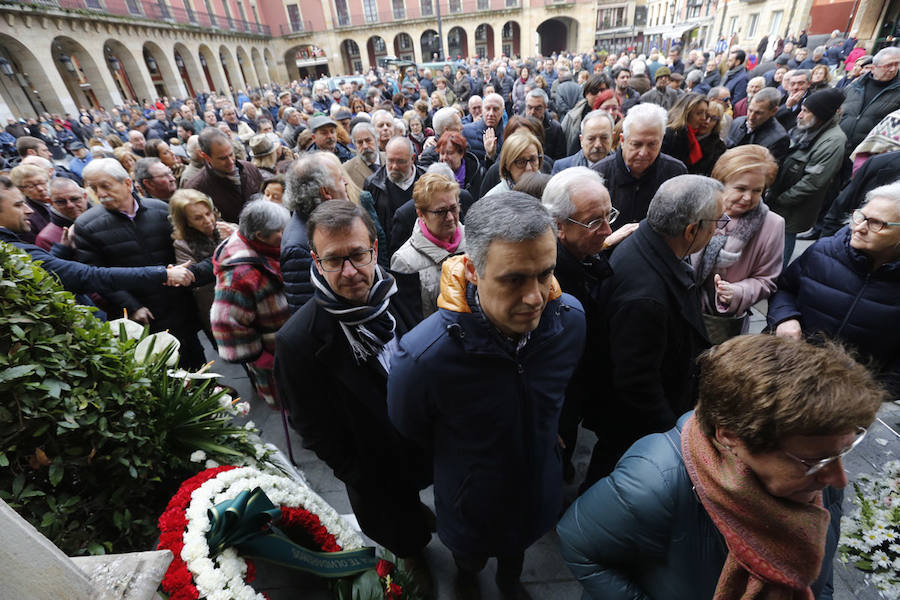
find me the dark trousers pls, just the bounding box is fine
[581,436,630,494]
[453,550,525,586]
[346,484,432,558]
[170,325,206,371]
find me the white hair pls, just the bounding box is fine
[874,46,900,66]
[483,93,505,109]
[432,106,462,136]
[622,103,667,138]
[542,167,607,221]
[82,157,130,182]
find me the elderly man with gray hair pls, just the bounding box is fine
[343,122,383,189]
[725,87,790,163]
[524,88,566,160]
[840,46,900,152]
[593,103,688,229]
[211,199,291,408]
[583,174,723,488]
[389,191,586,599]
[280,151,349,312]
[75,158,208,368]
[541,166,637,482]
[417,106,464,168]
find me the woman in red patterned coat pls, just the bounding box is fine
[212,199,291,408]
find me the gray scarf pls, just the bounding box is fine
[697,202,769,285]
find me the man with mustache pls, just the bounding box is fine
[343,123,384,190]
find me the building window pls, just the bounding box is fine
[237,1,249,26]
[728,15,738,35]
[183,0,196,22]
[287,4,302,31]
[125,0,141,14]
[687,0,701,19]
[222,0,234,29]
[203,0,217,26]
[421,0,433,17]
[769,10,783,36]
[363,0,378,23]
[477,0,489,9]
[335,0,350,26]
[251,4,260,25]
[747,13,759,38]
[598,7,626,30]
[392,0,405,19]
[449,0,461,12]
[505,0,518,7]
[85,0,103,8]
[398,33,412,49]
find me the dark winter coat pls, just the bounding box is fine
[184,160,264,223]
[73,197,202,332]
[388,261,586,555]
[462,119,504,163]
[823,150,900,236]
[589,222,710,461]
[662,127,727,176]
[558,413,840,600]
[767,118,846,233]
[840,73,900,152]
[592,149,688,229]
[726,115,791,164]
[364,165,425,254]
[768,227,900,398]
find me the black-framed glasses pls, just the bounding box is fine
[850,209,900,233]
[782,427,867,476]
[567,206,620,231]
[315,248,374,272]
[424,203,460,218]
[52,196,83,207]
[512,154,542,169]
[703,214,732,229]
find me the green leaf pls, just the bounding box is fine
[0,364,37,382]
[0,452,8,467]
[86,542,106,556]
[48,462,63,487]
[12,473,25,497]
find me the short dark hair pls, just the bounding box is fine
[177,120,196,135]
[306,200,376,254]
[15,136,43,157]
[583,73,611,98]
[730,48,746,64]
[198,127,230,155]
[133,157,161,188]
[611,66,631,80]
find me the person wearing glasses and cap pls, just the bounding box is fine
[583,174,724,489]
[769,181,900,399]
[559,333,883,600]
[275,199,434,592]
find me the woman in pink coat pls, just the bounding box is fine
[692,145,785,333]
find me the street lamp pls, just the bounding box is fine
[58,53,76,73]
[107,54,120,72]
[175,53,184,69]
[146,54,158,73]
[0,57,12,77]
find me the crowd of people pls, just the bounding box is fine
[1,29,899,600]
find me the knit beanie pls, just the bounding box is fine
[802,88,845,122]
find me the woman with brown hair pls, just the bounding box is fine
[479,115,553,193]
[113,146,139,177]
[559,333,884,599]
[809,64,832,92]
[661,93,725,176]
[691,145,784,339]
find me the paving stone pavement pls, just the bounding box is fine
[205,238,898,599]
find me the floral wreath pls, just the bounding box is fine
[157,465,365,600]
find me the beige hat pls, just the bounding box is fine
[249,134,275,158]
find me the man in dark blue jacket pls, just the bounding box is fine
[389,192,586,599]
[0,177,191,314]
[462,93,505,163]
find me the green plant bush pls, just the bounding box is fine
[0,242,264,555]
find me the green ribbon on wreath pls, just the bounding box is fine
[206,487,377,578]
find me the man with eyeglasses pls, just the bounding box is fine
[34,177,89,251]
[541,167,637,482]
[775,70,811,132]
[275,200,434,592]
[769,182,900,399]
[583,175,723,488]
[364,136,424,261]
[133,158,177,204]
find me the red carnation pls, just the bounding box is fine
[376,559,394,578]
[246,559,257,583]
[386,581,403,599]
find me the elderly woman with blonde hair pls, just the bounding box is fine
[484,130,544,197]
[692,145,784,342]
[390,172,465,318]
[169,189,237,338]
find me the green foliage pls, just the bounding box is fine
[0,242,263,555]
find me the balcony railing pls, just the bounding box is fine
[280,21,314,35]
[333,0,520,28]
[11,0,272,36]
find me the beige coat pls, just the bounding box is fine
[342,151,384,190]
[390,222,465,318]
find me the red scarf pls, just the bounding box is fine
[681,415,829,600]
[687,126,703,165]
